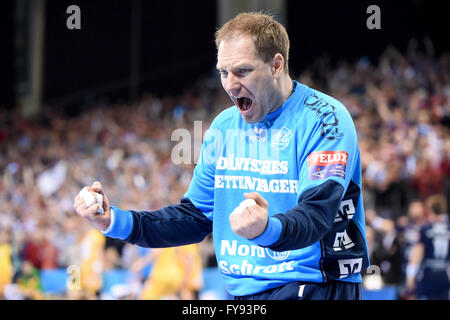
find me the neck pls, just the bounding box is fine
[270,75,293,113]
[280,75,294,102]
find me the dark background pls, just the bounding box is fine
[287,1,450,72]
[0,0,449,111]
[42,0,217,107]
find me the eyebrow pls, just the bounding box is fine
[216,63,254,70]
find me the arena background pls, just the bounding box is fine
[0,0,449,300]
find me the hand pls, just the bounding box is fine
[74,181,112,231]
[405,276,416,293]
[229,192,269,240]
[365,209,376,224]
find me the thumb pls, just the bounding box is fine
[243,192,268,210]
[91,181,103,194]
[90,181,111,215]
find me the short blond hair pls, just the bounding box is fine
[215,12,290,73]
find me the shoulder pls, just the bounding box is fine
[419,223,432,237]
[303,88,352,120]
[201,106,240,148]
[299,87,356,141]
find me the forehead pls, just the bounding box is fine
[216,34,262,69]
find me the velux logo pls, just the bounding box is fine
[307,151,348,180]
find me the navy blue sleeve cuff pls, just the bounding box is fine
[250,216,282,247]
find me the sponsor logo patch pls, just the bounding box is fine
[271,127,293,150]
[307,151,348,180]
[338,258,362,279]
[265,248,291,261]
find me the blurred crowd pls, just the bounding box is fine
[0,38,449,299]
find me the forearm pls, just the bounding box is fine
[103,197,213,248]
[406,243,424,281]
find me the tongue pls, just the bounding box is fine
[238,97,252,111]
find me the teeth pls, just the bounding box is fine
[238,97,252,111]
[232,95,252,111]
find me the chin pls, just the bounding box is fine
[241,114,260,124]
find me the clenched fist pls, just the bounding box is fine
[73,181,112,231]
[229,192,269,239]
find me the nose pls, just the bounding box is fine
[223,72,241,96]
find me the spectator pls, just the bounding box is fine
[0,228,13,298]
[135,244,203,300]
[12,260,43,300]
[405,194,450,299]
[78,225,105,299]
[396,200,428,298]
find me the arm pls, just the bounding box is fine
[267,92,363,251]
[232,180,344,251]
[74,181,213,248]
[405,223,426,293]
[405,242,424,292]
[234,94,360,251]
[268,180,344,251]
[75,120,218,248]
[366,209,395,234]
[104,197,213,248]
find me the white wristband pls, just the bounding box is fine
[371,216,384,230]
[406,264,419,278]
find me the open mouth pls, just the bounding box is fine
[236,97,253,112]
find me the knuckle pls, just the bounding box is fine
[76,209,84,217]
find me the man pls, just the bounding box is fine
[78,225,105,299]
[406,194,450,299]
[397,201,427,291]
[74,12,369,300]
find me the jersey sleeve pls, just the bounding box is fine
[102,199,213,248]
[418,225,427,244]
[184,120,224,220]
[296,94,358,195]
[267,93,360,251]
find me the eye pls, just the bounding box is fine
[218,70,228,78]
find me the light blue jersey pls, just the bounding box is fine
[185,81,370,296]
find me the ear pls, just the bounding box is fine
[272,53,285,79]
